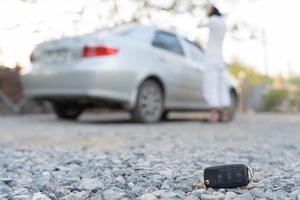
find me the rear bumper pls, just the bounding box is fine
[22,63,137,107]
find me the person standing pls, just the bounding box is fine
[198,4,231,123]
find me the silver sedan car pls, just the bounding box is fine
[23,24,239,123]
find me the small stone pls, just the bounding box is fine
[218,189,226,193]
[54,187,70,199]
[80,178,104,191]
[234,192,253,200]
[60,193,79,200]
[34,177,54,192]
[132,186,144,197]
[58,179,80,191]
[252,172,265,182]
[152,190,162,198]
[242,184,255,190]
[60,191,90,200]
[139,193,157,200]
[201,192,225,200]
[91,190,104,200]
[102,188,127,200]
[192,189,206,197]
[225,192,237,200]
[32,192,51,200]
[176,182,193,193]
[193,183,206,189]
[47,193,56,200]
[207,188,217,193]
[161,180,174,191]
[186,195,199,200]
[159,169,174,180]
[161,191,185,199]
[291,189,300,200]
[41,172,51,177]
[115,176,126,189]
[250,188,264,198]
[0,178,16,187]
[75,191,90,199]
[0,184,11,199]
[65,159,82,165]
[144,186,158,193]
[11,188,31,200]
[55,166,72,172]
[265,189,275,199]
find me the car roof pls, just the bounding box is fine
[108,24,203,51]
[112,24,177,36]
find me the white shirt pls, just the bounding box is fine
[198,16,226,60]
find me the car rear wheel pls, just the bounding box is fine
[52,102,84,120]
[228,91,238,121]
[219,91,238,122]
[131,79,164,123]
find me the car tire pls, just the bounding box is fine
[131,79,164,123]
[161,111,169,121]
[52,102,84,120]
[219,91,238,122]
[228,91,238,121]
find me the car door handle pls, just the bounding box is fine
[158,56,167,63]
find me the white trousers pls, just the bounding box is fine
[203,59,231,108]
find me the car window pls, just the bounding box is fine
[184,39,204,52]
[185,39,204,62]
[188,44,204,62]
[152,31,184,56]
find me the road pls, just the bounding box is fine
[0,113,299,199]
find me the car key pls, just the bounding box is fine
[204,164,252,188]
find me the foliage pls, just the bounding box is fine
[229,60,268,86]
[262,89,288,111]
[289,76,300,87]
[287,76,300,111]
[11,0,242,33]
[291,89,300,108]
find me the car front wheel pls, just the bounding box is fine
[131,79,164,123]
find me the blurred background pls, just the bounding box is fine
[1,0,300,115]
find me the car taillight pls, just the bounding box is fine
[82,45,118,58]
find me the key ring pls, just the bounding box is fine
[248,167,253,182]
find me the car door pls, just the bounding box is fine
[179,38,207,108]
[151,30,191,108]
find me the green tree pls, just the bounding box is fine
[262,89,288,111]
[289,75,300,87]
[229,60,269,86]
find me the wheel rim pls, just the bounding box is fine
[138,83,163,122]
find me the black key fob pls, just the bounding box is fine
[204,164,252,188]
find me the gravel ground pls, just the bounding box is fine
[0,113,300,200]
